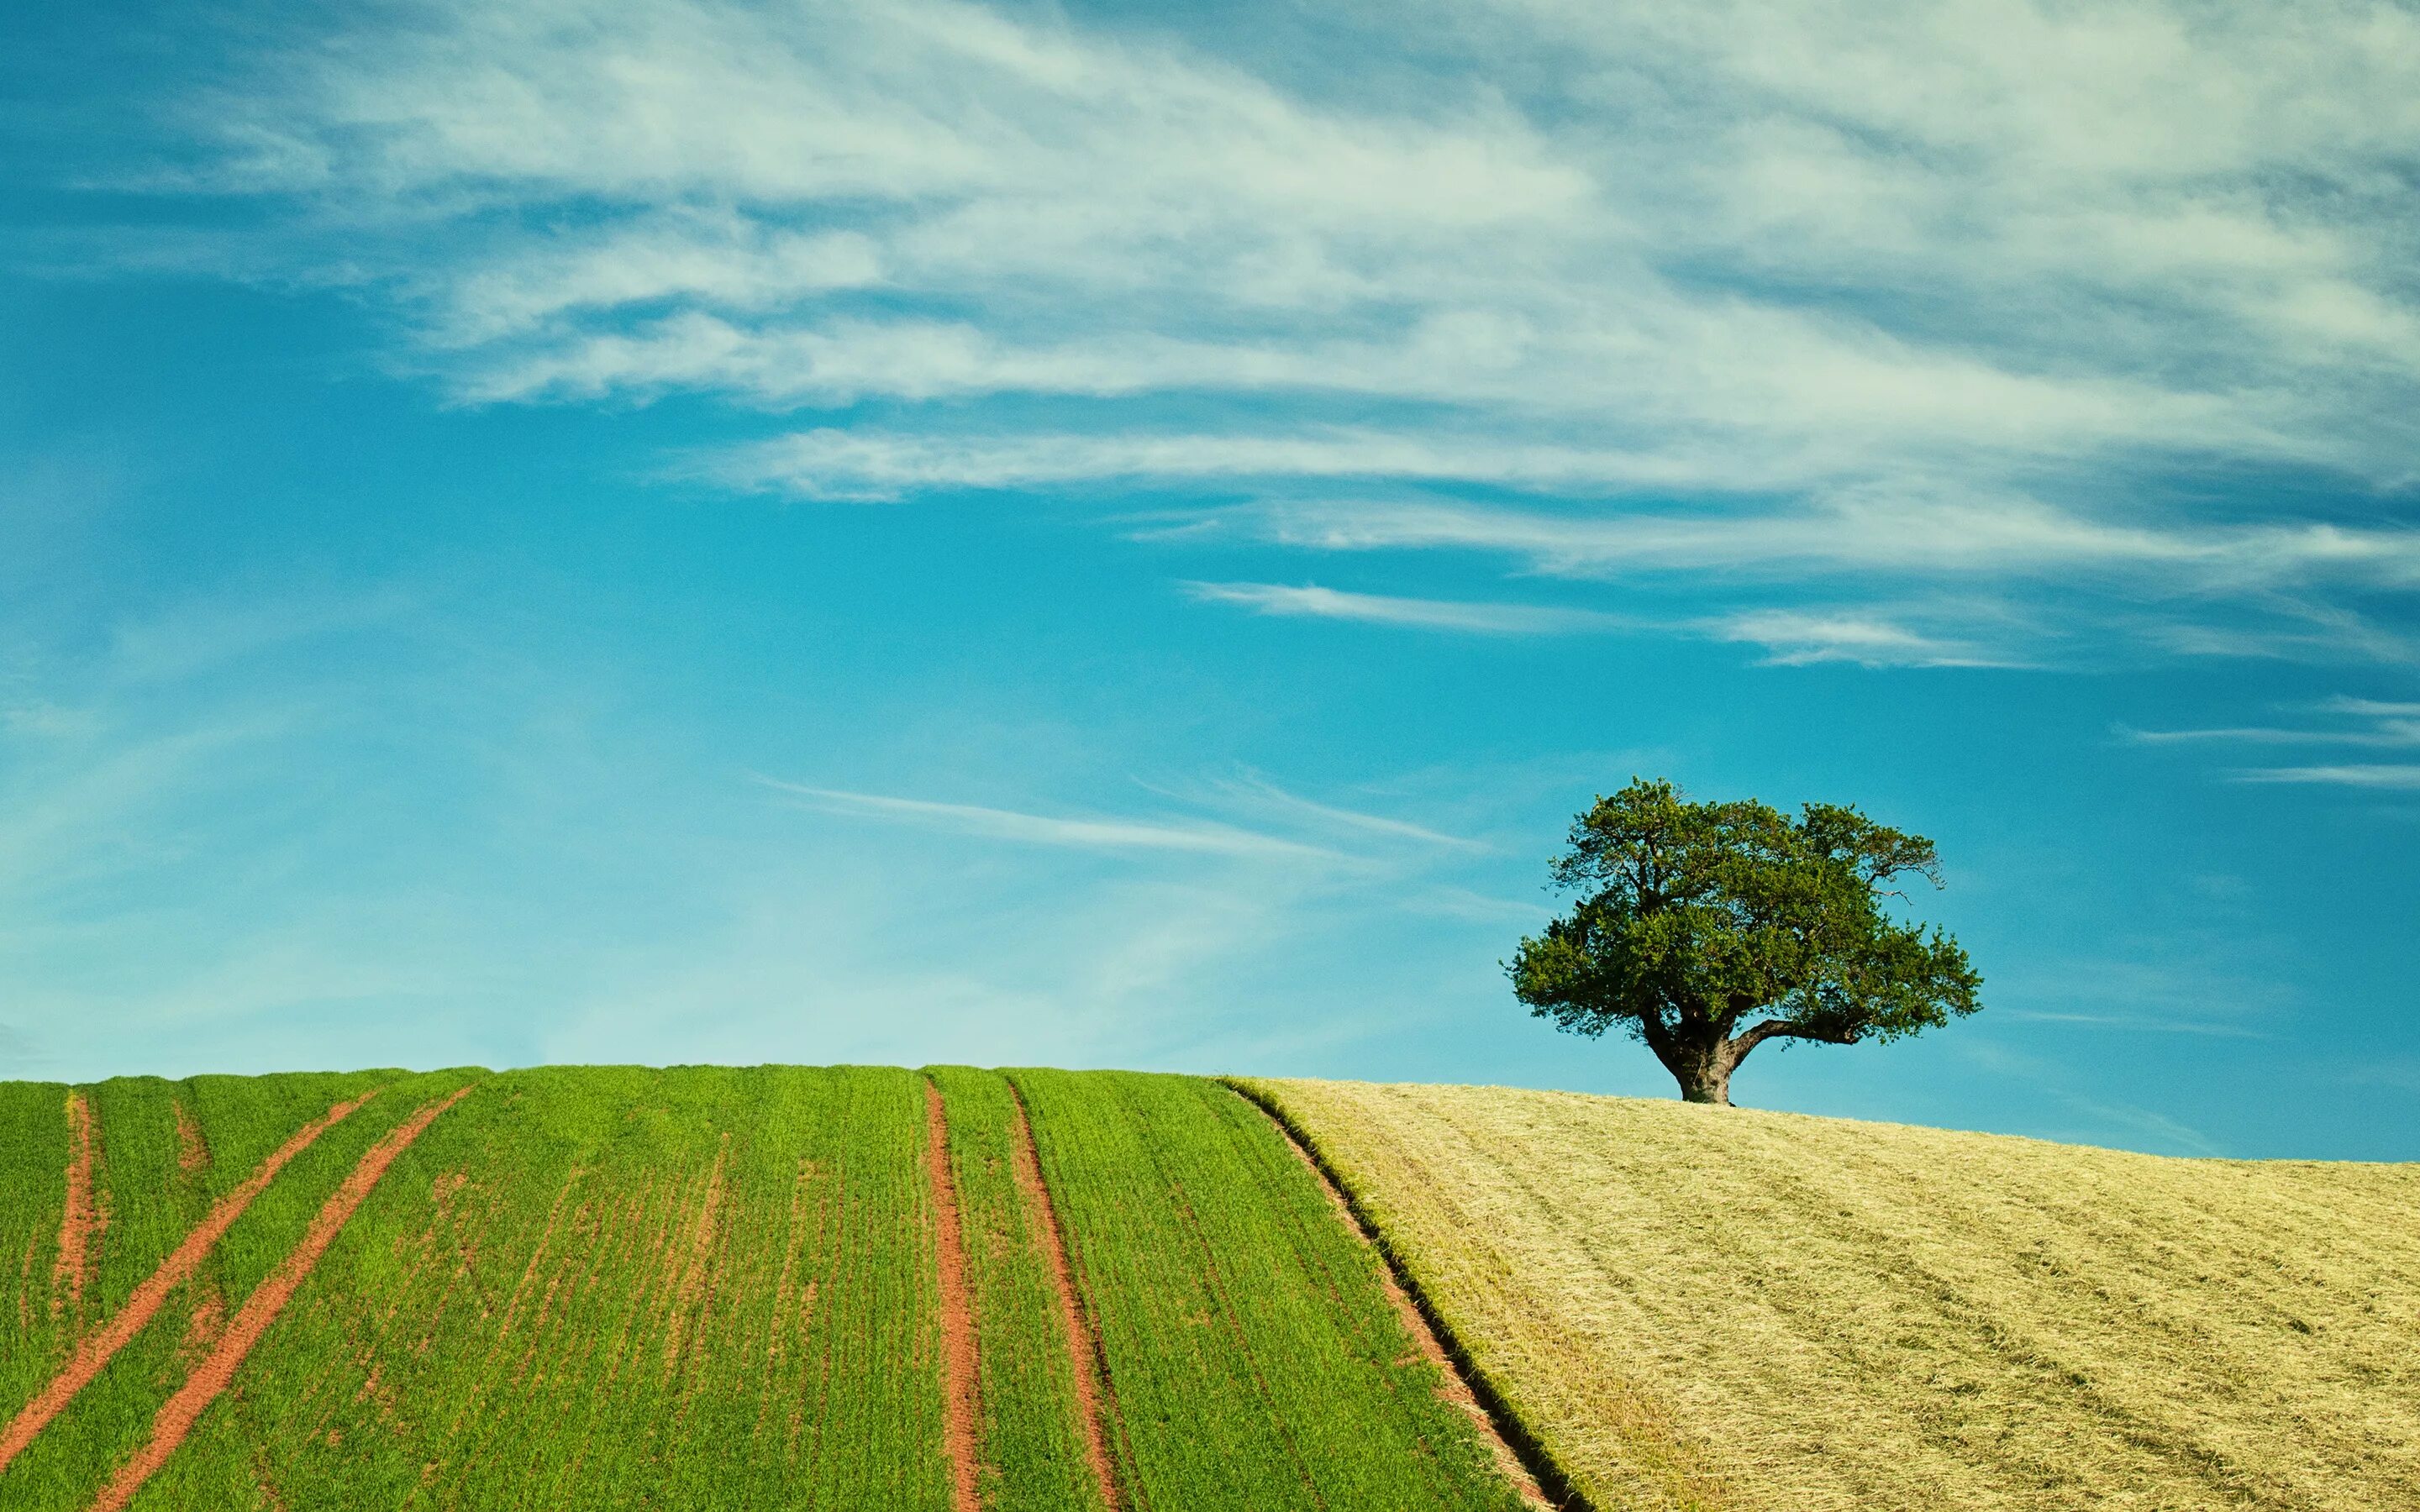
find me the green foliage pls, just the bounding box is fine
[1511,778,1982,1102]
[1011,1068,1528,1512]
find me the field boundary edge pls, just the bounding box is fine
[1219,1077,1594,1512]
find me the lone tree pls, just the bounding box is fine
[1508,778,1981,1106]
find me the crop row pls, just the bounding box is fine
[1011,1068,1528,1512]
[4,1067,1532,1510]
[2,1070,471,1511]
[135,1063,953,1511]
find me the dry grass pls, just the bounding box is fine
[1241,1079,2420,1512]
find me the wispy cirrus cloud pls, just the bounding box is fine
[2231,764,2420,790]
[755,779,1339,862]
[1240,495,2420,588]
[1181,581,1628,636]
[755,769,1501,870]
[1707,610,2014,669]
[2123,694,2420,789]
[1180,580,2009,667]
[2123,724,2420,747]
[708,428,1760,501]
[78,0,2420,664]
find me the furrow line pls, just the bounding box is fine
[924,1079,983,1512]
[172,1100,209,1175]
[0,1089,381,1478]
[86,1083,474,1512]
[51,1092,102,1321]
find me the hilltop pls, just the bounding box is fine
[5,1066,2415,1510]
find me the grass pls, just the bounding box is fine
[37,1062,2391,1510]
[3,1074,455,1509]
[1242,1076,2420,1512]
[928,1066,1112,1512]
[1,1080,74,1420]
[1012,1068,1530,1512]
[134,1064,950,1511]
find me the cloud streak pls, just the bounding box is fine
[2125,694,2420,790]
[756,778,1339,862]
[1181,580,2007,667]
[83,0,2420,664]
[1181,581,1629,636]
[2231,764,2420,790]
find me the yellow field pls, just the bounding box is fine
[1240,1079,2420,1512]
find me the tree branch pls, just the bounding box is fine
[1727,1016,1856,1058]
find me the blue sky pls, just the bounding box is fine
[6,0,2419,1158]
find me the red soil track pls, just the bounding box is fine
[1008,1089,1124,1512]
[87,1084,472,1512]
[0,1090,378,1478]
[172,1100,210,1174]
[924,1080,983,1512]
[52,1092,102,1320]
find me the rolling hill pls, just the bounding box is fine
[1244,1078,2420,1511]
[1,1067,1525,1511]
[4,1066,2413,1509]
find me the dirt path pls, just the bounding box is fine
[52,1092,103,1321]
[0,1089,379,1478]
[1007,1085,1124,1512]
[172,1101,210,1175]
[86,1084,472,1512]
[1226,1083,1559,1511]
[924,1080,983,1512]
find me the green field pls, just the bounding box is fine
[8,1066,2413,1510]
[1,1066,1522,1510]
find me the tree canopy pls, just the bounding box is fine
[1508,778,1982,1105]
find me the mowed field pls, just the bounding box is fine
[0,1066,1529,1511]
[1243,1078,2420,1512]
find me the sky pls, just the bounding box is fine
[5,0,2419,1160]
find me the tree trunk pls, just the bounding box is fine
[1676,1060,1733,1105]
[1659,1037,1736,1105]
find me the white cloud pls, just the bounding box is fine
[2232,764,2420,789]
[2126,692,2420,793]
[2318,697,2420,718]
[182,0,2420,438]
[1181,580,1628,635]
[1142,771,1492,853]
[709,426,1765,500]
[1248,494,2420,585]
[2125,696,2420,749]
[2123,723,2420,747]
[1183,576,2011,669]
[755,778,1339,862]
[1707,610,2010,669]
[98,0,2420,660]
